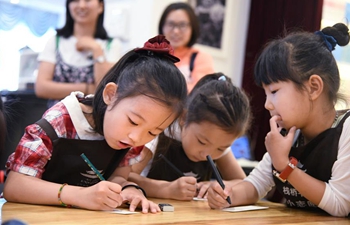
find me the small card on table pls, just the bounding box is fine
[107,209,139,214]
[222,205,268,212]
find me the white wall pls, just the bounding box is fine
[0,0,251,89]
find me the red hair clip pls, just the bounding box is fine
[135,35,180,63]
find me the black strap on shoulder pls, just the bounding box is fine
[103,148,129,180]
[189,52,198,76]
[35,118,59,141]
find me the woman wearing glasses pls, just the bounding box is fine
[159,2,215,92]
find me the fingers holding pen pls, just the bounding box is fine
[105,182,124,207]
[196,181,210,198]
[207,182,230,209]
[171,177,197,200]
[78,181,123,210]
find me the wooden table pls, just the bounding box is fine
[1,199,349,224]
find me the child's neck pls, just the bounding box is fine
[302,109,337,144]
[80,103,95,128]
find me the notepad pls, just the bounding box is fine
[222,205,268,212]
[193,197,207,201]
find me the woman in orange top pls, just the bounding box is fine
[159,2,215,92]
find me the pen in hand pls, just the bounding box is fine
[159,154,201,196]
[80,153,105,181]
[206,155,231,204]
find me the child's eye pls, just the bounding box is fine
[217,148,225,152]
[128,118,138,125]
[148,131,157,137]
[198,139,206,145]
[271,90,277,94]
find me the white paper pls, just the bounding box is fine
[222,205,268,212]
[193,197,207,201]
[106,209,139,214]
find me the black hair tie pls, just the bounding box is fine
[122,184,147,197]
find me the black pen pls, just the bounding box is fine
[159,153,184,178]
[206,155,231,204]
[159,154,201,196]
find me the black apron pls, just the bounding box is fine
[273,110,350,211]
[147,138,212,182]
[37,118,128,187]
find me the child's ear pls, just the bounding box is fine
[307,74,323,101]
[178,109,188,127]
[103,82,118,105]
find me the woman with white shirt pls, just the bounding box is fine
[35,0,122,108]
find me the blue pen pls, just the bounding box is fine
[80,153,105,181]
[206,155,231,204]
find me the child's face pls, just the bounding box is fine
[103,91,177,150]
[263,81,310,130]
[181,121,236,162]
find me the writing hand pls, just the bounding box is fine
[206,182,231,209]
[79,181,123,210]
[169,176,197,200]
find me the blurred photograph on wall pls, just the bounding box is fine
[188,0,226,49]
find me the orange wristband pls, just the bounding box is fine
[0,170,4,183]
[273,157,298,183]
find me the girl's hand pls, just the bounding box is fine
[206,182,231,209]
[121,186,160,213]
[265,115,297,171]
[76,36,100,52]
[168,177,197,200]
[196,181,212,198]
[79,181,123,210]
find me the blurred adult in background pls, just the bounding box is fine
[159,2,215,93]
[35,0,122,108]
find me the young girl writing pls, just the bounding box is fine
[3,35,187,213]
[207,23,350,217]
[129,73,251,200]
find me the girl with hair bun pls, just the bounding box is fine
[4,35,187,213]
[207,23,350,217]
